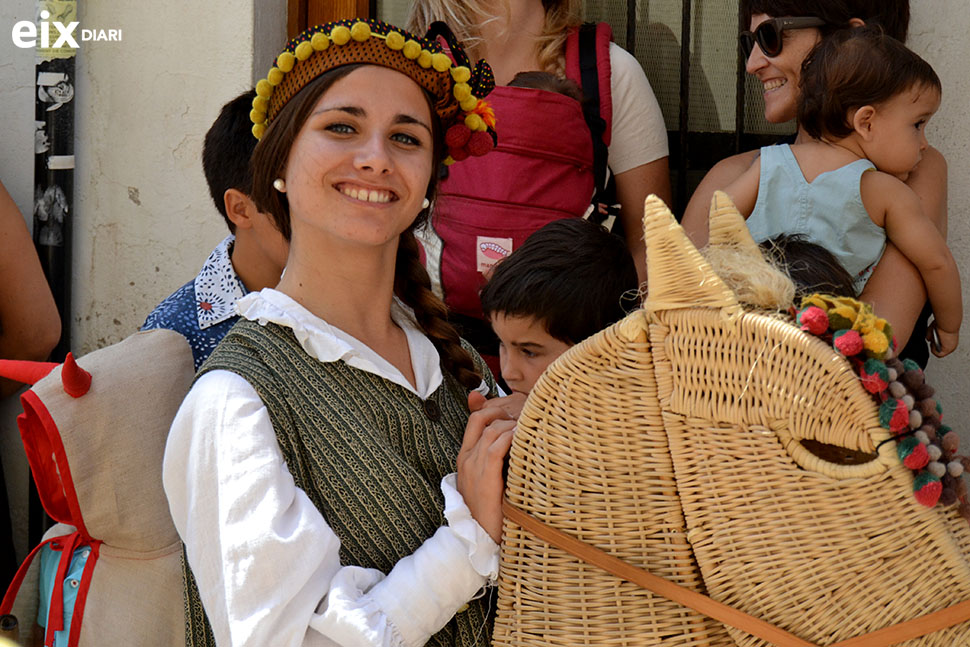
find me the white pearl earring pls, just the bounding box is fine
[421,198,430,210]
[273,178,286,192]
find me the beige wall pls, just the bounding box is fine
[0,0,285,561]
[909,2,970,435]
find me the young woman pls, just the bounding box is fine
[682,0,946,358]
[164,20,515,647]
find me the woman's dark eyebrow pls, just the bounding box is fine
[311,106,432,134]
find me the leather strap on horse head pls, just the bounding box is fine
[503,501,970,647]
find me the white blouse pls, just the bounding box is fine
[163,288,498,647]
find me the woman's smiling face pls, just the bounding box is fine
[282,65,434,251]
[745,13,823,124]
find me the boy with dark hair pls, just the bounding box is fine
[480,218,639,394]
[142,90,288,368]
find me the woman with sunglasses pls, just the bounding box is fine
[682,0,946,363]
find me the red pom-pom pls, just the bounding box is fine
[903,441,930,470]
[860,359,890,394]
[878,398,909,433]
[448,146,469,162]
[913,471,943,507]
[445,124,471,149]
[833,329,864,356]
[797,306,829,335]
[467,130,494,156]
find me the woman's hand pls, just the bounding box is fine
[467,390,525,421]
[456,398,515,544]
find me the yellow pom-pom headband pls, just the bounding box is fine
[251,18,497,159]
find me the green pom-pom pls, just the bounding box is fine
[902,359,922,373]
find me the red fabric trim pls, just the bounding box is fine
[0,359,58,385]
[45,532,82,645]
[18,391,89,537]
[0,535,65,614]
[65,541,100,647]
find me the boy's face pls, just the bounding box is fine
[490,313,572,395]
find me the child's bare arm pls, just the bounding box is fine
[721,160,761,219]
[864,173,961,355]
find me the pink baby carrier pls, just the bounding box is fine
[426,23,614,346]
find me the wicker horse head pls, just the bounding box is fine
[493,193,970,646]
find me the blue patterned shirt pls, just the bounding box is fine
[141,235,246,369]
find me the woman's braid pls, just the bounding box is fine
[395,229,482,390]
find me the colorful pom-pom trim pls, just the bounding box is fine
[797,293,967,512]
[249,17,498,165]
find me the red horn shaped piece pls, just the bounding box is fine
[0,359,59,385]
[61,353,91,398]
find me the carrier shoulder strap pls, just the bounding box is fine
[565,22,613,207]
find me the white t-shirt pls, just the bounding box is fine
[607,42,669,174]
[163,288,497,647]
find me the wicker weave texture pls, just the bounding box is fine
[495,314,732,646]
[492,194,970,646]
[655,309,970,646]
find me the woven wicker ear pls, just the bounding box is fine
[494,193,970,646]
[707,190,763,260]
[641,194,740,318]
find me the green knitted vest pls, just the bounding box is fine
[182,319,495,647]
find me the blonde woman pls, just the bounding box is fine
[408,0,669,370]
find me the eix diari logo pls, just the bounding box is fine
[11,9,121,48]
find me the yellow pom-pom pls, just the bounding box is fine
[252,95,269,112]
[295,41,312,61]
[831,305,857,322]
[331,25,351,45]
[252,122,265,139]
[863,330,889,354]
[443,155,455,166]
[464,113,485,131]
[277,51,296,72]
[267,67,284,85]
[255,79,273,98]
[417,49,433,68]
[403,39,421,59]
[386,31,405,50]
[451,66,471,83]
[350,21,371,41]
[459,95,478,112]
[250,108,266,124]
[431,52,451,72]
[453,83,471,102]
[311,32,330,51]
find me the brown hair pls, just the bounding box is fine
[740,0,910,42]
[250,64,482,389]
[508,71,583,102]
[480,218,638,345]
[798,26,940,141]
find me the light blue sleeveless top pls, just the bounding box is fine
[746,144,885,292]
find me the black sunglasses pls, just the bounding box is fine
[739,16,826,59]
